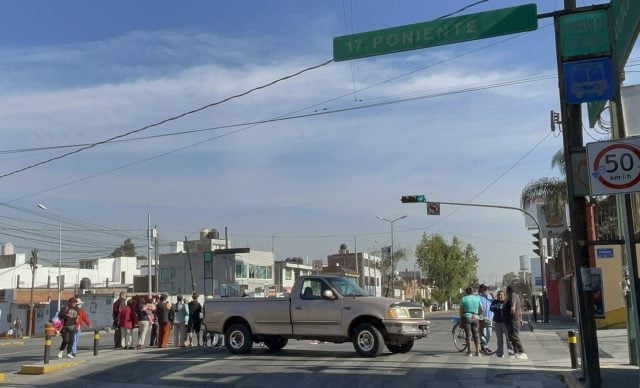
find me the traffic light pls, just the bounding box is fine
[401,195,426,203]
[532,232,541,256]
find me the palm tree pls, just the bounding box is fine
[521,149,618,242]
[521,150,567,212]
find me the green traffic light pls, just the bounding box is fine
[416,195,425,202]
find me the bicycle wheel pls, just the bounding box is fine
[480,324,496,355]
[452,323,468,352]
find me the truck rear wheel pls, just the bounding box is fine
[225,323,253,354]
[263,336,288,351]
[386,339,414,354]
[353,323,384,357]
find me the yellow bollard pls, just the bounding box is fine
[93,330,100,356]
[568,330,578,369]
[44,335,52,364]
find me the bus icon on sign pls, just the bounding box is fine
[564,57,613,104]
[571,62,605,98]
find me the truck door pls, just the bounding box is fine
[291,278,342,336]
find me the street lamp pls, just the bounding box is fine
[376,215,408,297]
[37,203,62,314]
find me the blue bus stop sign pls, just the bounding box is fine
[563,57,613,104]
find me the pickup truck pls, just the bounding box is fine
[203,275,429,357]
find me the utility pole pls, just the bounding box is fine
[376,215,408,297]
[154,228,159,294]
[553,1,600,385]
[27,249,37,337]
[147,213,152,298]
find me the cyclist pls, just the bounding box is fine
[459,286,483,357]
[478,284,493,353]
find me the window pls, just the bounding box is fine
[160,268,171,282]
[235,264,248,279]
[284,268,292,281]
[300,278,326,300]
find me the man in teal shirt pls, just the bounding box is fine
[459,287,483,357]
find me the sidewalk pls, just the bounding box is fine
[529,315,639,388]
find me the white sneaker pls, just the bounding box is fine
[515,353,528,360]
[67,353,74,359]
[57,351,63,359]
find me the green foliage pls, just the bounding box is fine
[111,238,138,257]
[368,244,409,276]
[415,233,478,303]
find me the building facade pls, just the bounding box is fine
[326,244,382,297]
[158,230,276,297]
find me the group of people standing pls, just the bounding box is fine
[111,290,204,350]
[459,284,527,359]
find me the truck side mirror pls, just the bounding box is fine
[322,289,336,300]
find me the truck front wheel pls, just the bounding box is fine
[353,323,384,357]
[386,339,414,354]
[225,323,253,354]
[263,336,288,351]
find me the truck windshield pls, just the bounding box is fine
[327,277,370,297]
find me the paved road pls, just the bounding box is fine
[1,312,575,387]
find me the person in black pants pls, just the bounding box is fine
[58,297,79,359]
[505,286,527,360]
[149,296,159,347]
[112,291,127,348]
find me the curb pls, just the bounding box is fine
[560,371,583,388]
[19,360,86,375]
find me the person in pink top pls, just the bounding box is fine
[136,297,156,349]
[118,299,136,349]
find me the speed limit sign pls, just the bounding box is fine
[586,137,640,195]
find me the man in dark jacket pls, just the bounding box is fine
[156,293,172,348]
[112,291,127,348]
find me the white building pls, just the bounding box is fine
[273,258,313,293]
[0,244,141,336]
[158,229,276,297]
[327,244,383,297]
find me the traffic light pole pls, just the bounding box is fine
[551,1,601,385]
[409,200,548,319]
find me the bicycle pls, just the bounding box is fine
[450,316,496,355]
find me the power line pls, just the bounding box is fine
[7,72,556,203]
[0,59,334,180]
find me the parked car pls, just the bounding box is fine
[431,304,440,311]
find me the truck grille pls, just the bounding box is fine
[409,309,423,319]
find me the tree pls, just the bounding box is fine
[415,233,478,305]
[368,244,409,296]
[521,150,567,213]
[521,149,618,243]
[368,244,409,276]
[111,238,137,257]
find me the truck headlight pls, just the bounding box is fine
[386,307,409,319]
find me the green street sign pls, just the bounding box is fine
[333,4,538,62]
[587,2,640,128]
[559,9,609,59]
[612,0,640,69]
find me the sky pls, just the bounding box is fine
[0,0,638,285]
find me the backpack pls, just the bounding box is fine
[136,300,146,320]
[167,302,175,322]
